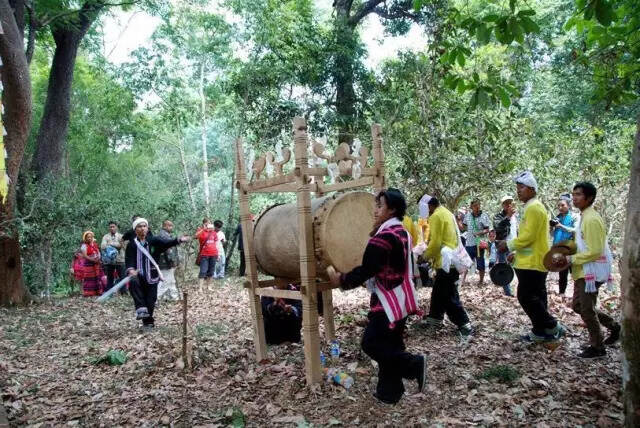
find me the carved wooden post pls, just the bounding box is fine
[235,137,267,362]
[371,123,385,193]
[293,117,322,384]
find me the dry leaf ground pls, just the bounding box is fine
[0,272,623,427]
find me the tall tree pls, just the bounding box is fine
[0,0,32,305]
[331,0,432,145]
[31,1,109,180]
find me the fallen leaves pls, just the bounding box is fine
[0,274,624,426]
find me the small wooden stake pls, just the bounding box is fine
[182,290,189,371]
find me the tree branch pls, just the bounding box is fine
[347,0,385,26]
[372,6,420,23]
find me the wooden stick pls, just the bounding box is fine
[255,288,302,300]
[293,117,322,384]
[182,290,189,372]
[249,183,297,193]
[235,137,268,362]
[248,173,295,192]
[316,176,374,193]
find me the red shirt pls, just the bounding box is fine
[197,229,219,257]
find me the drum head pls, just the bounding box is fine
[319,192,375,274]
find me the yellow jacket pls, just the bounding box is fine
[424,206,457,269]
[571,206,606,280]
[507,198,549,272]
[417,217,430,243]
[402,216,421,247]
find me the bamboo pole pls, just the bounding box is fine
[235,137,268,362]
[293,117,322,384]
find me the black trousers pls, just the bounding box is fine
[129,276,158,326]
[104,264,126,293]
[427,269,469,327]
[239,249,246,277]
[558,268,569,294]
[515,269,556,335]
[361,312,421,402]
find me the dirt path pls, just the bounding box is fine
[0,276,623,426]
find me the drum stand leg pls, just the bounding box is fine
[322,289,335,341]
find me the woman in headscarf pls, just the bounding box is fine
[80,231,103,296]
[125,218,190,329]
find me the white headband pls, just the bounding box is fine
[418,194,432,218]
[132,218,148,230]
[514,171,538,192]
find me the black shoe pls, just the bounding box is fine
[578,346,606,359]
[373,392,400,405]
[459,323,474,337]
[142,323,155,332]
[603,325,621,346]
[416,355,427,393]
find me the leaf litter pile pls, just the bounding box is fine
[0,273,623,426]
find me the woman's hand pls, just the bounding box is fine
[128,269,138,277]
[327,266,341,288]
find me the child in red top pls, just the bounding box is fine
[196,222,218,288]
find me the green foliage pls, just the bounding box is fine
[479,364,521,383]
[91,349,128,366]
[564,0,640,106]
[17,0,637,293]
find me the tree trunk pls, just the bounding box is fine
[199,62,211,212]
[32,4,98,181]
[622,113,640,427]
[178,137,196,212]
[333,4,358,146]
[0,0,33,305]
[224,168,235,250]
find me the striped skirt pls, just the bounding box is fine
[81,259,103,297]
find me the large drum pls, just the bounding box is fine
[253,191,376,279]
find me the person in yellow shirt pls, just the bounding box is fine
[422,196,473,337]
[555,182,620,358]
[497,171,564,343]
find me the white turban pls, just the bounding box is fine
[132,217,148,229]
[514,171,538,192]
[418,194,432,218]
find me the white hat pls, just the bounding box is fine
[500,195,514,204]
[418,194,432,218]
[513,171,538,192]
[132,218,148,229]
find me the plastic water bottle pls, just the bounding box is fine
[324,368,353,389]
[330,340,340,360]
[320,351,326,367]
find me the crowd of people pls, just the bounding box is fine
[68,169,620,405]
[70,216,232,329]
[328,171,620,404]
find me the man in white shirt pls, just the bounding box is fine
[213,220,226,279]
[461,199,491,285]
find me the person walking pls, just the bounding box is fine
[126,218,189,329]
[422,196,473,337]
[195,221,218,289]
[327,188,426,405]
[553,182,621,358]
[497,171,565,343]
